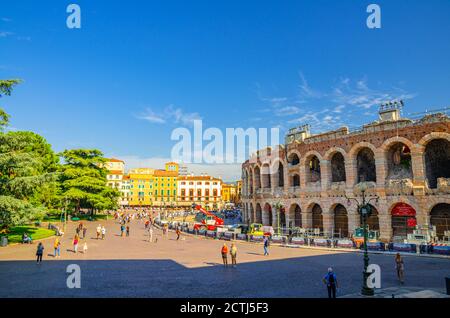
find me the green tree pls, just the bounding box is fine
[59,149,119,215]
[0,79,21,130]
[0,79,60,228]
[0,130,59,227]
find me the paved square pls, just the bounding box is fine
[0,219,449,297]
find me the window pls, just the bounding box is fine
[197,182,202,185]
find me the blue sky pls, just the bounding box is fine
[1,0,449,180]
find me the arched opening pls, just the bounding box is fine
[255,203,262,223]
[333,204,348,238]
[424,139,450,189]
[248,170,253,194]
[430,203,450,239]
[386,142,413,180]
[279,207,286,228]
[307,156,321,183]
[289,203,302,227]
[331,152,346,182]
[288,153,300,166]
[311,204,323,231]
[249,203,254,223]
[278,163,284,187]
[366,204,380,232]
[254,166,261,190]
[356,147,376,183]
[391,203,417,241]
[290,173,300,187]
[261,164,271,189]
[264,203,273,226]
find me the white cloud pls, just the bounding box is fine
[0,31,13,37]
[138,105,202,126]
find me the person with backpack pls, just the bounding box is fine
[322,267,339,298]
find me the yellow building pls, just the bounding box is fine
[221,183,239,205]
[128,163,179,207]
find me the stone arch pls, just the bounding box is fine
[367,204,380,232]
[390,202,417,240]
[330,152,347,183]
[287,150,301,166]
[255,203,262,223]
[306,202,323,231]
[302,151,322,183]
[430,203,450,239]
[263,202,273,226]
[261,164,271,189]
[383,139,414,181]
[249,203,254,223]
[289,173,301,187]
[288,203,302,227]
[423,138,450,189]
[270,159,285,188]
[253,165,261,190]
[418,132,450,147]
[248,167,254,194]
[331,203,349,238]
[356,147,377,183]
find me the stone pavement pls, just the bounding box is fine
[0,219,449,298]
[341,286,450,298]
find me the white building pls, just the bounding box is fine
[177,174,222,210]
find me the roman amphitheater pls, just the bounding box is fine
[241,105,450,242]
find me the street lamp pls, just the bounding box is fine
[345,182,379,296]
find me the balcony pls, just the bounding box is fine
[386,178,413,196]
[305,181,321,192]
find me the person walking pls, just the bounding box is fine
[230,243,237,268]
[83,242,88,254]
[322,267,338,298]
[53,238,61,258]
[395,253,405,284]
[36,242,44,264]
[82,226,87,239]
[176,227,181,241]
[96,224,101,240]
[148,226,154,243]
[73,235,79,253]
[101,226,106,240]
[221,243,229,267]
[120,224,125,237]
[263,236,270,256]
[126,225,130,237]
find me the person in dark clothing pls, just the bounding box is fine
[82,227,87,239]
[36,242,44,264]
[263,236,269,256]
[322,267,338,298]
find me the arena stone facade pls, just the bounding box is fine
[241,109,450,242]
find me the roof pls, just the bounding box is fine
[108,158,124,163]
[177,175,222,182]
[107,170,123,175]
[153,170,178,177]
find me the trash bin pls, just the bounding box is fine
[446,277,450,295]
[0,236,8,247]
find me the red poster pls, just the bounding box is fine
[392,203,416,216]
[407,218,417,228]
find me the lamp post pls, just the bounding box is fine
[344,182,379,296]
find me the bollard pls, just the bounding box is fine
[446,277,450,296]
